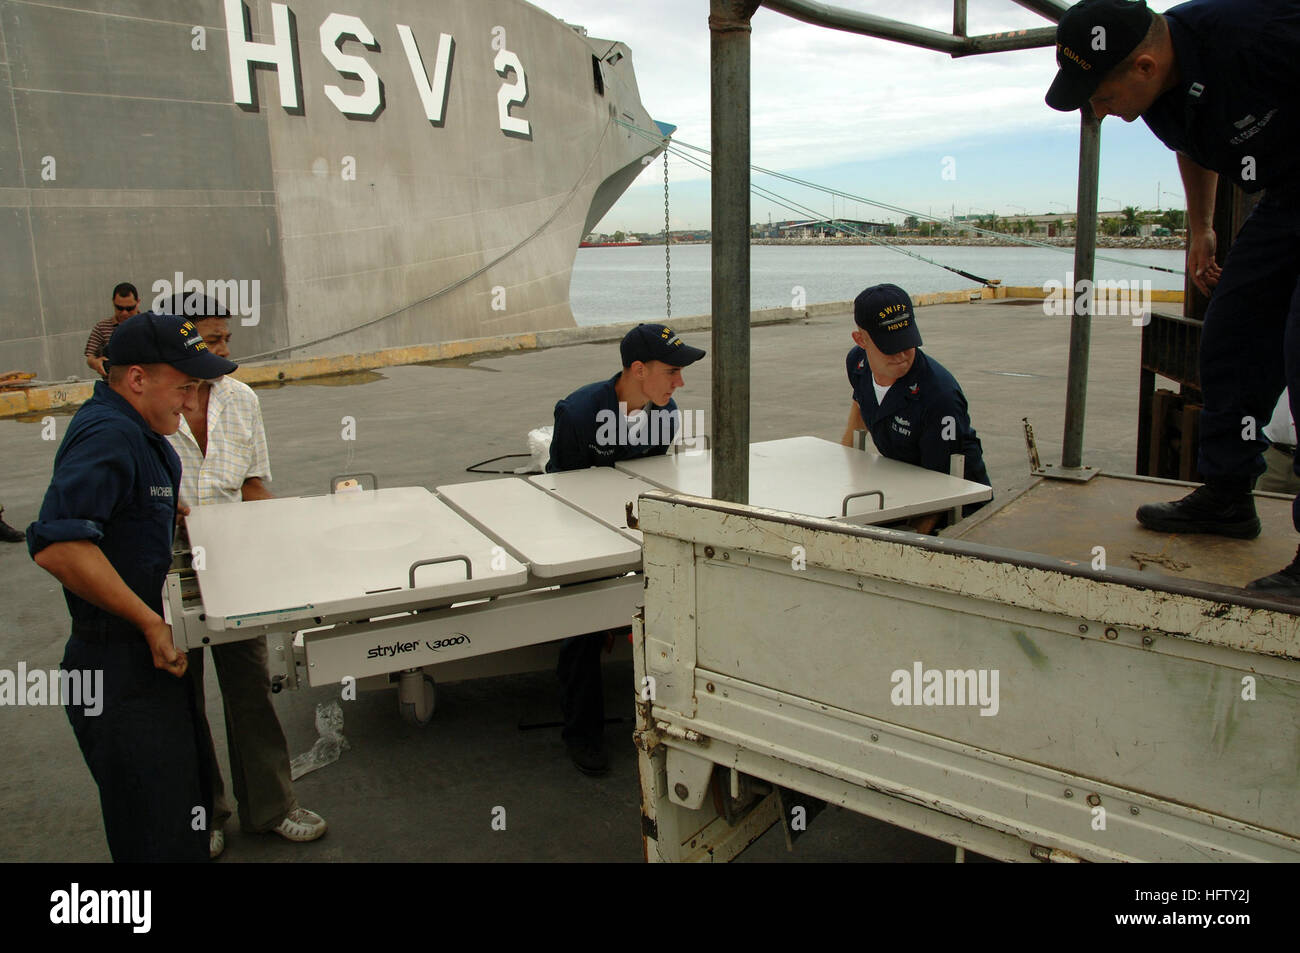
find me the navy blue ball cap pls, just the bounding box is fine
[620,323,706,368]
[1045,0,1153,112]
[104,312,238,379]
[854,284,922,354]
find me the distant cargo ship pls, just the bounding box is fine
[0,0,671,379]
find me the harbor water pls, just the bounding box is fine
[569,243,1187,325]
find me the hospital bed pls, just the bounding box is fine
[164,437,989,723]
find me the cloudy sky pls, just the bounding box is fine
[537,0,1185,233]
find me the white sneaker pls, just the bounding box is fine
[273,807,327,843]
[209,829,225,859]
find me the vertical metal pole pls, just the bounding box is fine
[710,0,756,504]
[953,0,968,37]
[1062,105,1100,470]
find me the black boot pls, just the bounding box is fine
[1246,545,1300,598]
[1135,484,1261,539]
[565,741,610,777]
[0,508,25,544]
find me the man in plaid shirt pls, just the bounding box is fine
[165,292,326,858]
[84,282,140,377]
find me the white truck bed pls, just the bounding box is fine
[632,491,1300,863]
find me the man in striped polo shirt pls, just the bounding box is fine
[165,292,326,858]
[84,282,140,377]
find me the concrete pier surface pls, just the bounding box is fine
[0,299,1174,862]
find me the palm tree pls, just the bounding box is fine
[1120,206,1141,237]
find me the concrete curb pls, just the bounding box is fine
[1,289,1183,417]
[802,284,1189,315]
[806,287,1003,317]
[1,306,801,416]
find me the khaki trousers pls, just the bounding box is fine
[1257,445,1300,495]
[189,637,297,833]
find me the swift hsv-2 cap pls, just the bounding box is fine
[854,284,922,355]
[104,311,238,378]
[620,323,706,368]
[1045,0,1154,112]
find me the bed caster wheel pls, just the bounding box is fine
[398,671,436,726]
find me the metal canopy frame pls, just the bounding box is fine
[710,0,1099,503]
[761,0,1063,55]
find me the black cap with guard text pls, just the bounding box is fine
[854,284,922,355]
[620,323,706,368]
[1045,0,1154,112]
[104,312,238,379]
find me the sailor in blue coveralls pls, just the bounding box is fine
[1045,0,1300,594]
[841,283,990,534]
[547,323,705,774]
[28,312,237,861]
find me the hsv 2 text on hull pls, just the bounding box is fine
[0,0,671,379]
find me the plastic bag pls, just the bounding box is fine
[289,700,351,781]
[526,425,553,474]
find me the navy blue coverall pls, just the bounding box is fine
[547,372,679,748]
[28,381,209,862]
[847,346,991,520]
[1143,0,1300,526]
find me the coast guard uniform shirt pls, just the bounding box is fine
[28,381,181,633]
[846,346,991,490]
[547,371,680,472]
[1143,0,1300,193]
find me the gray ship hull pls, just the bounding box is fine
[0,0,668,379]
